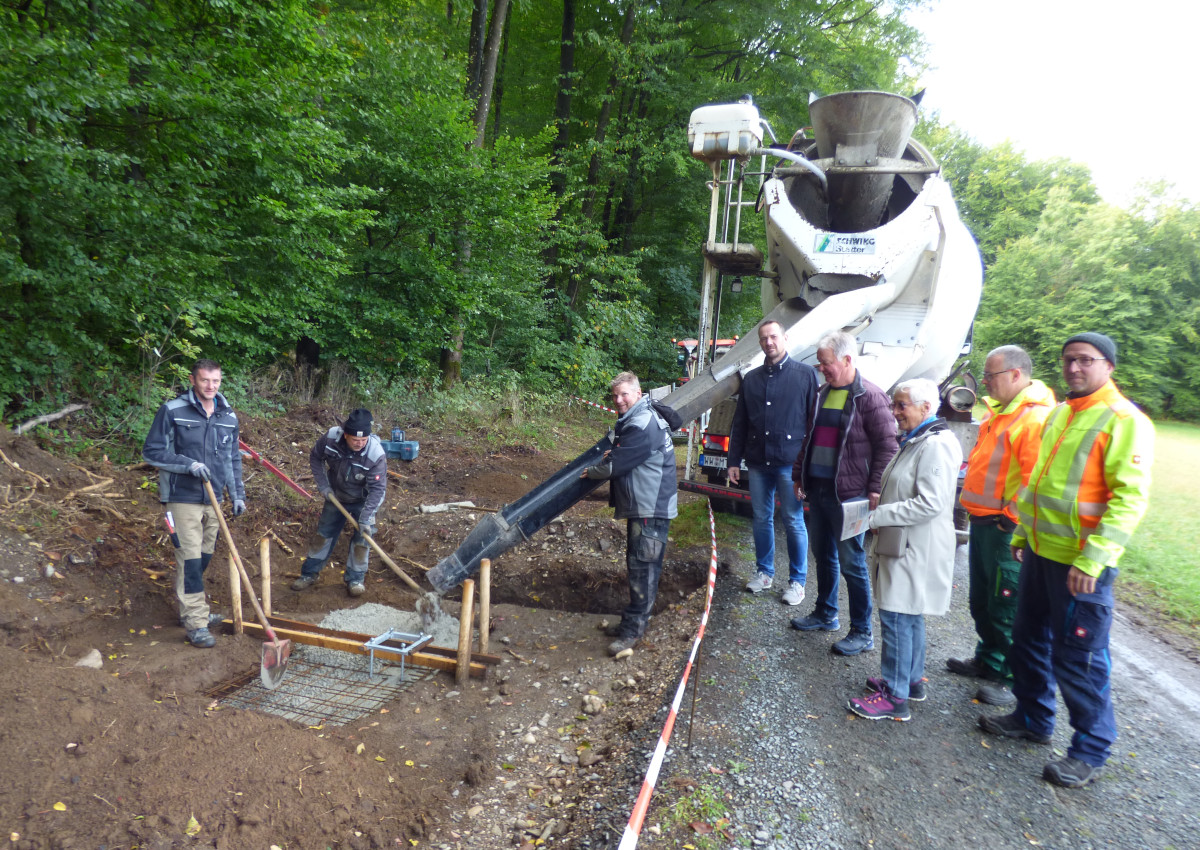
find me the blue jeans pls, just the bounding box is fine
[1009,548,1118,767]
[879,609,925,701]
[301,498,370,584]
[620,517,671,638]
[805,481,873,633]
[747,466,808,584]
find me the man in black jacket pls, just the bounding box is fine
[143,358,246,649]
[291,408,388,597]
[728,320,819,605]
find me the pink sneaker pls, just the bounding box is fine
[847,689,910,721]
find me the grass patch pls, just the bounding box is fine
[665,780,734,849]
[1118,420,1200,625]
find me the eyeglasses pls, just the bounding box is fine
[891,401,915,411]
[981,368,1011,381]
[1061,355,1107,368]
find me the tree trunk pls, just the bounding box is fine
[471,0,511,147]
[580,4,636,220]
[549,0,576,198]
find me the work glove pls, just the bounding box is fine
[319,486,333,499]
[189,462,211,481]
[232,499,247,517]
[359,518,376,537]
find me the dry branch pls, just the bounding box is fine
[15,403,88,435]
[0,448,50,486]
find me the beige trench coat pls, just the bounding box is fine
[867,422,963,616]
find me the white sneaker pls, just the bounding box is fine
[745,572,773,593]
[781,581,806,606]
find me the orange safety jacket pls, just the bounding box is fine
[1011,380,1155,577]
[960,380,1056,522]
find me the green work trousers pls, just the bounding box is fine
[967,520,1021,679]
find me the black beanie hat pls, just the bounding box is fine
[1062,332,1117,366]
[343,408,373,437]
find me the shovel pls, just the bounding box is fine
[203,479,291,689]
[325,493,445,631]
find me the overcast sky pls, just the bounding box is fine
[907,0,1200,206]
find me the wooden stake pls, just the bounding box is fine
[229,555,244,634]
[478,559,491,654]
[456,579,476,685]
[260,537,272,615]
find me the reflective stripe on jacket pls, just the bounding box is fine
[310,427,388,523]
[1011,380,1154,577]
[960,379,1056,521]
[142,389,245,505]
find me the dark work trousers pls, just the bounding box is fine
[300,498,369,585]
[1009,547,1118,767]
[620,517,671,639]
[967,519,1021,678]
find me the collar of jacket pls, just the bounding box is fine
[1066,379,1124,410]
[988,379,1056,416]
[187,388,230,414]
[900,415,946,445]
[763,353,791,376]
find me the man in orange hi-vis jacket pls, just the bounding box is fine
[948,346,1055,707]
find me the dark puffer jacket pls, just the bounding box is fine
[310,426,388,524]
[793,370,898,501]
[143,389,245,505]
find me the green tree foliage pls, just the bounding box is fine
[0,0,940,421]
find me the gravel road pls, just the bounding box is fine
[626,535,1200,850]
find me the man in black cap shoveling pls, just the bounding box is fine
[292,408,388,597]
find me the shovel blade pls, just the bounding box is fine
[259,638,292,690]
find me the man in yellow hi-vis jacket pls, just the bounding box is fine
[978,333,1155,789]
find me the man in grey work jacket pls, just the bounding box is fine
[583,372,678,656]
[728,319,819,606]
[291,408,387,597]
[143,358,246,649]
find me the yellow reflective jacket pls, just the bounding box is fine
[1012,380,1154,577]
[961,379,1057,522]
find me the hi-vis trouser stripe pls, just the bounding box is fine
[1018,404,1117,544]
[960,405,1034,511]
[617,500,719,850]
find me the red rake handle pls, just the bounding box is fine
[239,439,313,501]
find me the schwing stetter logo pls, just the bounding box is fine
[815,234,877,255]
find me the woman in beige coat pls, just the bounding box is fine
[848,378,963,722]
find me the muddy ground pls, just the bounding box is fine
[2,404,1198,850]
[0,406,711,849]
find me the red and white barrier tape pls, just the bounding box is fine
[570,395,617,415]
[617,500,719,850]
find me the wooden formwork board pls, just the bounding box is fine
[224,615,501,680]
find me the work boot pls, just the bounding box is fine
[976,682,1016,706]
[977,712,1051,744]
[186,627,216,649]
[946,656,985,677]
[347,581,366,597]
[607,634,640,656]
[291,575,317,591]
[1043,757,1103,788]
[603,620,625,638]
[832,629,874,656]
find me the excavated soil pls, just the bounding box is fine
[0,407,710,849]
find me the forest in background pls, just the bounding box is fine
[3,0,1199,431]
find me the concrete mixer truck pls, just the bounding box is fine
[428,90,983,594]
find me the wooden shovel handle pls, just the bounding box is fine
[203,480,279,644]
[325,493,423,594]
